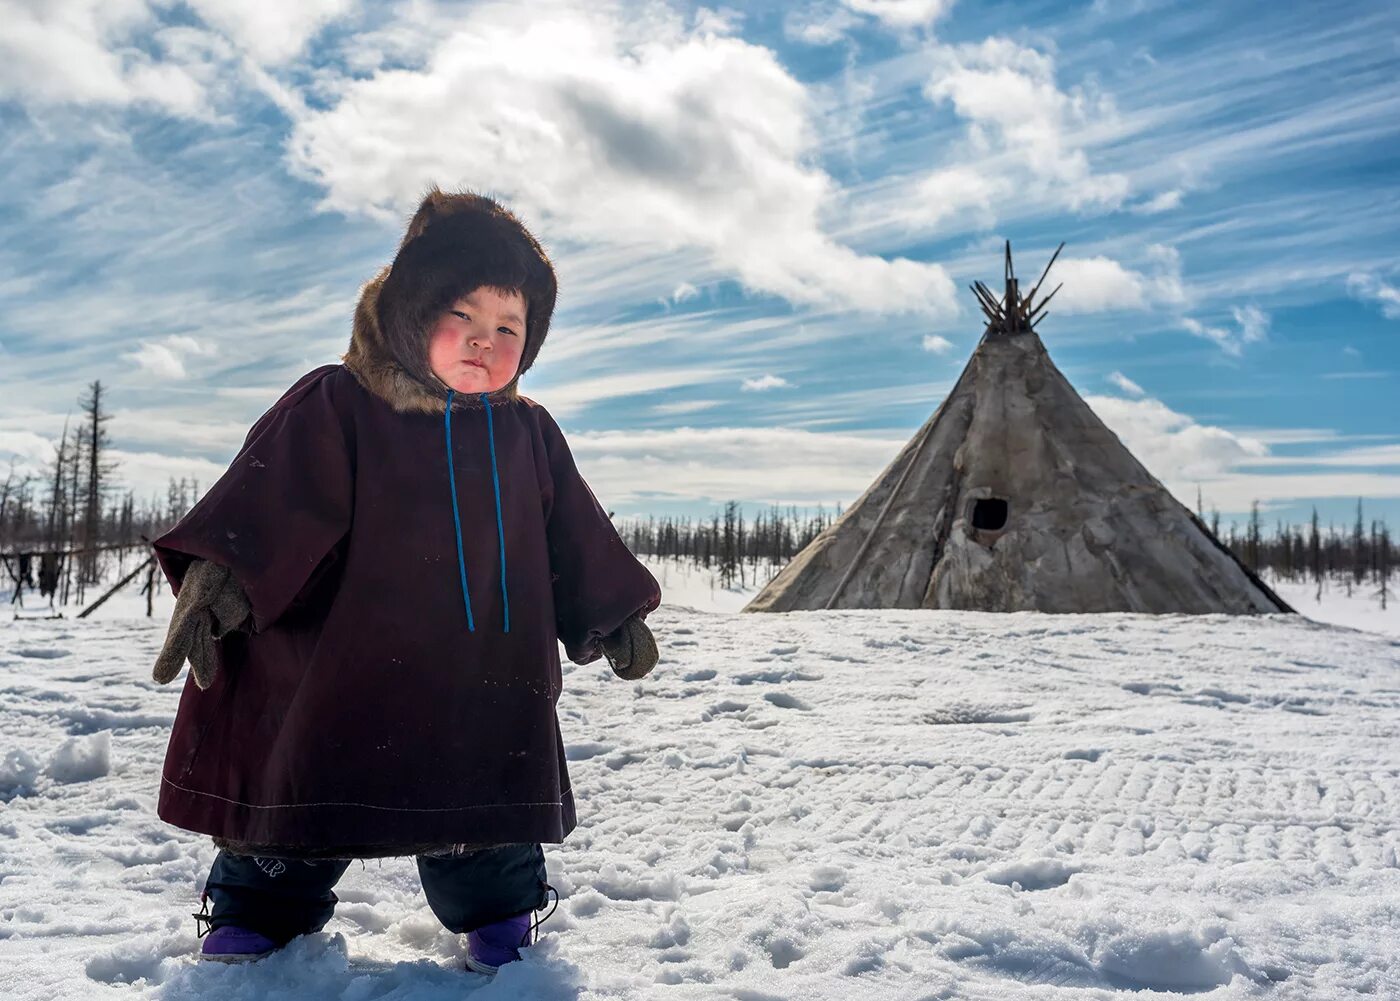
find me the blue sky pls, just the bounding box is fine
[1,0,1397,529]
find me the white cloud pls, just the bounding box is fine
[1107,371,1145,396]
[0,429,58,468]
[184,0,356,65]
[105,447,231,502]
[741,374,792,391]
[783,5,862,45]
[122,335,216,380]
[1199,471,1400,511]
[1346,272,1400,319]
[1085,393,1269,484]
[1231,304,1269,345]
[841,0,956,29]
[1140,243,1187,305]
[108,410,250,455]
[560,424,909,508]
[922,334,954,354]
[0,0,358,116]
[1181,305,1269,356]
[913,37,1129,228]
[650,399,723,416]
[1320,371,1388,380]
[529,366,733,419]
[671,282,701,304]
[0,1,219,115]
[1034,246,1185,315]
[1052,256,1148,312]
[1236,443,1400,468]
[1131,189,1183,214]
[914,166,1000,229]
[1180,317,1230,352]
[692,6,745,35]
[286,2,958,318]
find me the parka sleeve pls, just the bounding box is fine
[152,368,354,634]
[537,407,661,665]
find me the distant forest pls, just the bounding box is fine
[0,381,196,608]
[0,381,1393,611]
[614,499,1393,608]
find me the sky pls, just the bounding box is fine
[1,0,1397,529]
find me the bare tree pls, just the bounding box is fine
[1352,499,1366,589]
[1246,501,1262,571]
[1378,524,1391,611]
[1309,507,1322,602]
[76,380,119,584]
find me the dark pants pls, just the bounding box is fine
[202,844,549,945]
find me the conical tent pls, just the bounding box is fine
[744,244,1292,615]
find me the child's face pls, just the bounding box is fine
[427,286,527,394]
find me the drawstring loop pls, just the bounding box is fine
[444,389,476,632]
[443,389,510,633]
[482,393,510,633]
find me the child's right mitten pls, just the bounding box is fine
[601,615,659,681]
[152,559,252,690]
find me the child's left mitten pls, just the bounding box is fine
[601,615,658,681]
[152,559,252,690]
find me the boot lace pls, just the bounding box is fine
[523,883,559,946]
[191,891,213,939]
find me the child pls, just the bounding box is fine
[150,188,662,973]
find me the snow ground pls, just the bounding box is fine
[2,559,1399,999]
[1265,577,1400,639]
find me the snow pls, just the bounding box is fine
[46,732,113,786]
[2,557,1399,998]
[1266,576,1400,638]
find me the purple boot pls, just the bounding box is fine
[465,913,534,975]
[199,925,280,962]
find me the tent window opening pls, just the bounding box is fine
[971,498,1008,532]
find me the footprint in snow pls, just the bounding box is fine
[922,705,1031,725]
[982,858,1081,890]
[763,692,810,711]
[733,668,821,685]
[763,932,806,969]
[700,699,749,723]
[808,865,847,891]
[1121,681,1183,696]
[565,741,612,761]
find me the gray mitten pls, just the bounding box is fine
[601,615,658,681]
[152,559,252,690]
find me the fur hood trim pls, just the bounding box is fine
[342,188,557,416]
[343,267,518,414]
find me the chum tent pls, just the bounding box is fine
[744,244,1292,616]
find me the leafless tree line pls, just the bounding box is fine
[0,380,200,608]
[621,498,1394,610]
[617,500,844,590]
[1220,499,1394,609]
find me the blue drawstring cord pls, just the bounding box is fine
[444,390,475,632]
[482,392,511,633]
[443,389,510,633]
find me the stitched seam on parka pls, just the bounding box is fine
[162,773,571,811]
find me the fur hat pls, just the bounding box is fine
[343,187,557,414]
